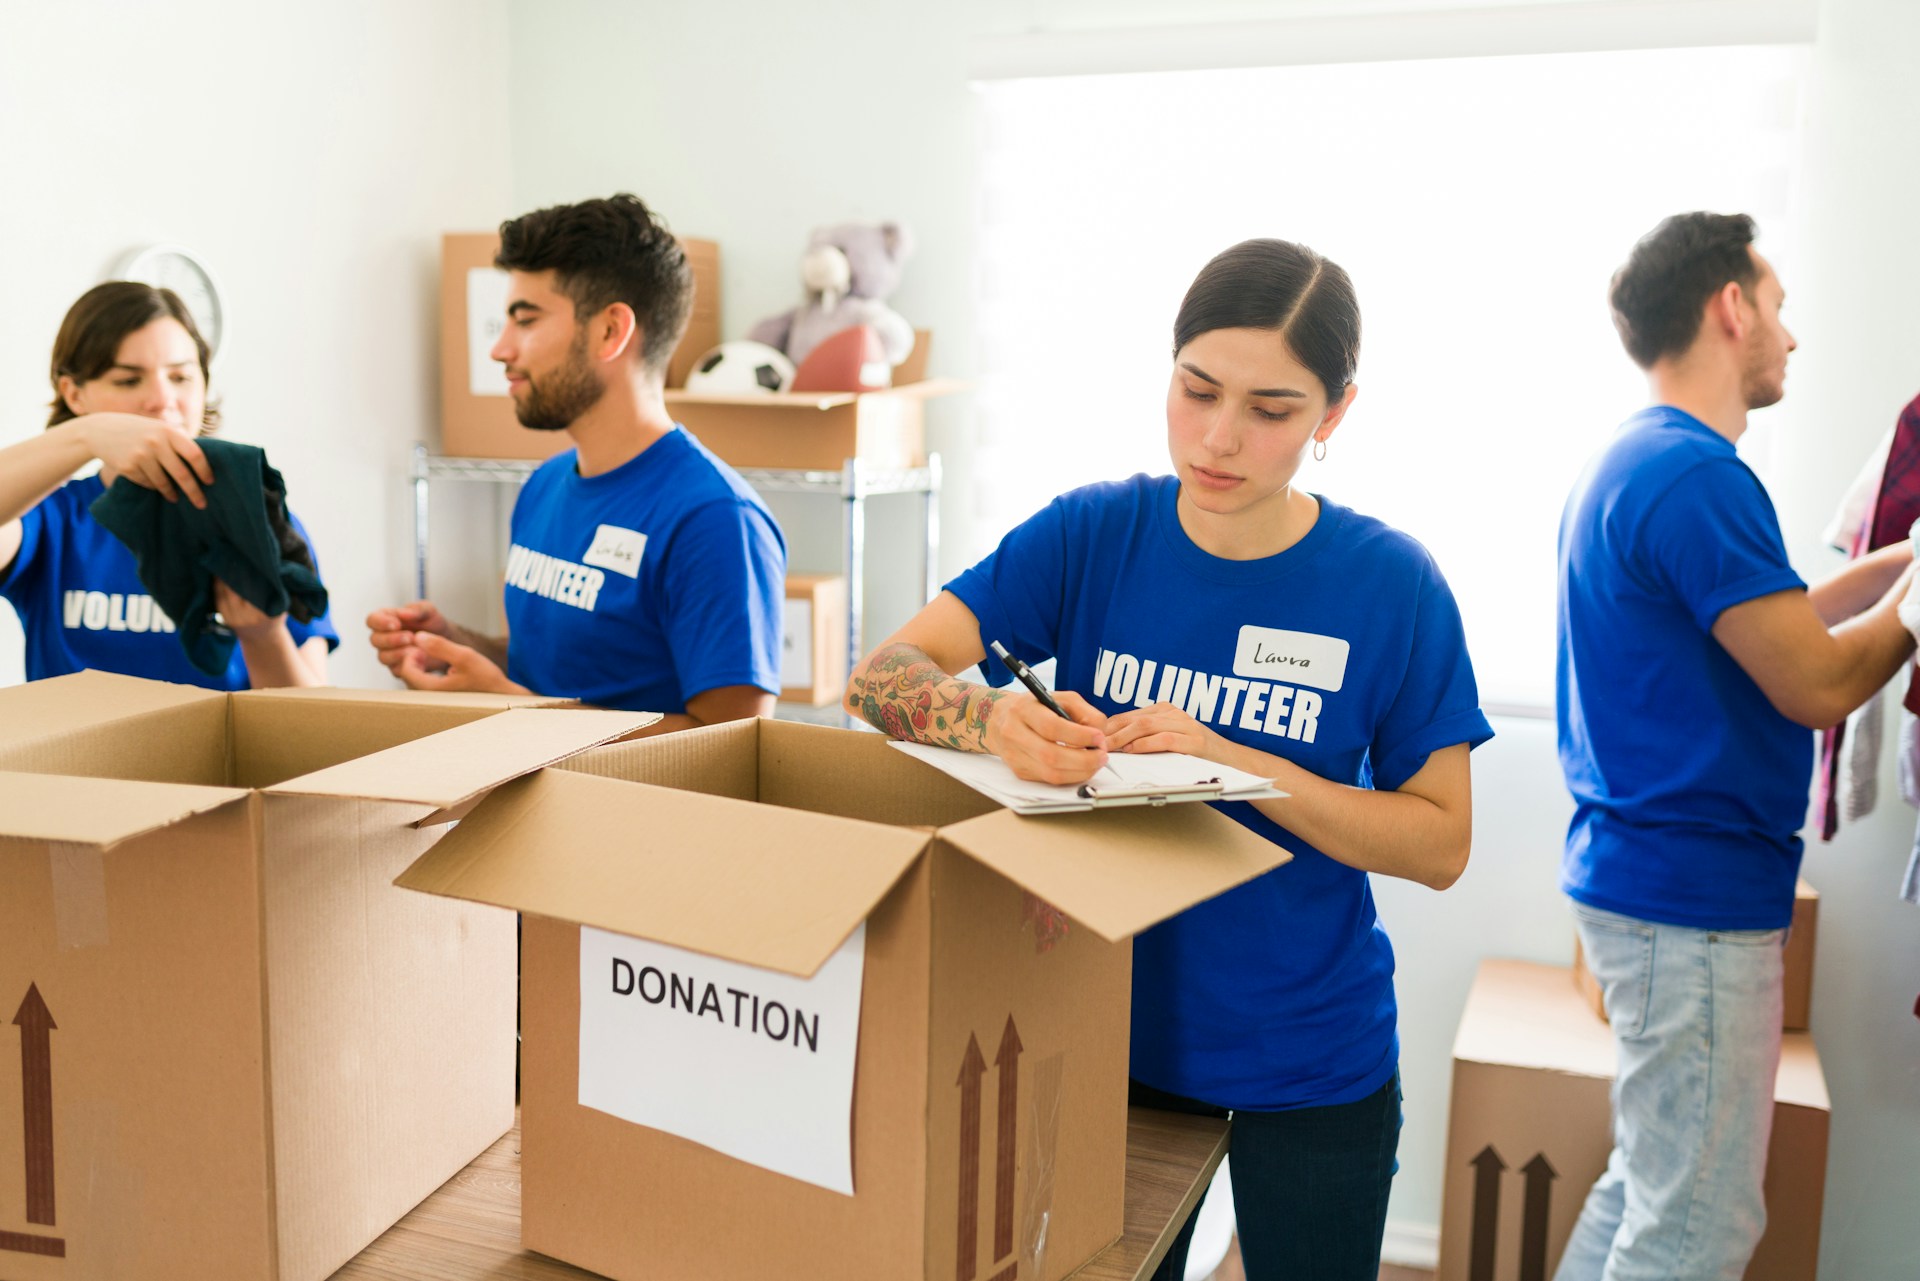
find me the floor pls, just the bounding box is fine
[1203,1240,1434,1281]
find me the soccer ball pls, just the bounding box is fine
[683,341,795,394]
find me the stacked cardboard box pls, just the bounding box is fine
[1437,960,1829,1281]
[0,674,650,1281]
[398,717,1291,1281]
[664,329,967,470]
[780,573,850,705]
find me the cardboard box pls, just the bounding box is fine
[396,717,1291,1281]
[1572,879,1818,1031]
[439,231,721,460]
[665,330,966,471]
[780,573,849,705]
[1438,960,1829,1281]
[0,673,652,1281]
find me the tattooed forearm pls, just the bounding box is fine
[845,642,1004,751]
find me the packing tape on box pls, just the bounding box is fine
[49,842,109,951]
[1022,1052,1065,1279]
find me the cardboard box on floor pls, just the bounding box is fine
[1437,960,1829,1281]
[439,231,721,460]
[665,330,967,470]
[1572,879,1818,1031]
[396,717,1292,1281]
[0,673,653,1281]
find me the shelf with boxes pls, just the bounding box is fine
[408,444,942,713]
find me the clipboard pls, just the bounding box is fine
[1075,777,1228,808]
[889,743,1283,816]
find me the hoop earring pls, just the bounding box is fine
[1313,437,1327,462]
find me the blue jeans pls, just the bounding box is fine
[1553,902,1785,1281]
[1136,1074,1401,1281]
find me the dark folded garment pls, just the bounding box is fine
[90,437,328,676]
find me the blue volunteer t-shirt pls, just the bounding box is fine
[505,427,785,713]
[0,474,339,690]
[948,474,1492,1111]
[1558,405,1810,930]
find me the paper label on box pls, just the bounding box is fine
[782,598,814,688]
[466,267,511,397]
[577,923,866,1195]
[1231,625,1349,692]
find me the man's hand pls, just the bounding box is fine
[1104,701,1223,759]
[79,412,214,508]
[392,631,525,695]
[982,688,1109,785]
[366,600,454,676]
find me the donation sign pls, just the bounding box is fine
[577,923,867,1194]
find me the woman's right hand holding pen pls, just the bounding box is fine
[984,688,1112,786]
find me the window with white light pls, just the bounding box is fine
[972,44,1807,710]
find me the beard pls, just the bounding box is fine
[1739,341,1786,412]
[514,336,606,432]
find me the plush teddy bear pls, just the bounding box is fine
[749,221,916,369]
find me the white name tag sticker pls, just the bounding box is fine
[577,923,866,1195]
[1232,625,1350,691]
[582,525,647,579]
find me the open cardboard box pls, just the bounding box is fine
[666,329,966,471]
[1437,960,1828,1281]
[0,673,653,1281]
[397,717,1290,1281]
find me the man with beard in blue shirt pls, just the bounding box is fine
[368,195,784,726]
[1555,212,1915,1280]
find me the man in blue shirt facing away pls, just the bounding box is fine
[366,195,785,727]
[1555,212,1916,1280]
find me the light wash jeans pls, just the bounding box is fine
[1553,901,1785,1281]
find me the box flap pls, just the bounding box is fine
[1452,959,1617,1078]
[395,769,931,977]
[1775,1032,1829,1111]
[0,770,248,847]
[265,707,655,820]
[934,803,1291,943]
[877,376,968,403]
[234,686,576,710]
[0,671,225,753]
[666,388,860,411]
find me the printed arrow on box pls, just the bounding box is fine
[13,984,57,1226]
[992,1015,1023,1266]
[957,1034,986,1281]
[1519,1153,1557,1281]
[1468,1144,1505,1281]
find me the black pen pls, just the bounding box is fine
[989,641,1123,787]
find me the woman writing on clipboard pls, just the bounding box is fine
[845,239,1492,1281]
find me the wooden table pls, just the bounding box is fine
[333,1106,1230,1281]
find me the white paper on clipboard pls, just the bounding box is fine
[889,741,1283,815]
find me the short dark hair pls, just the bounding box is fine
[48,281,218,430]
[495,193,693,375]
[1173,239,1360,404]
[1609,212,1759,369]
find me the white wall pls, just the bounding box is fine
[0,0,515,689]
[503,1,1918,1274]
